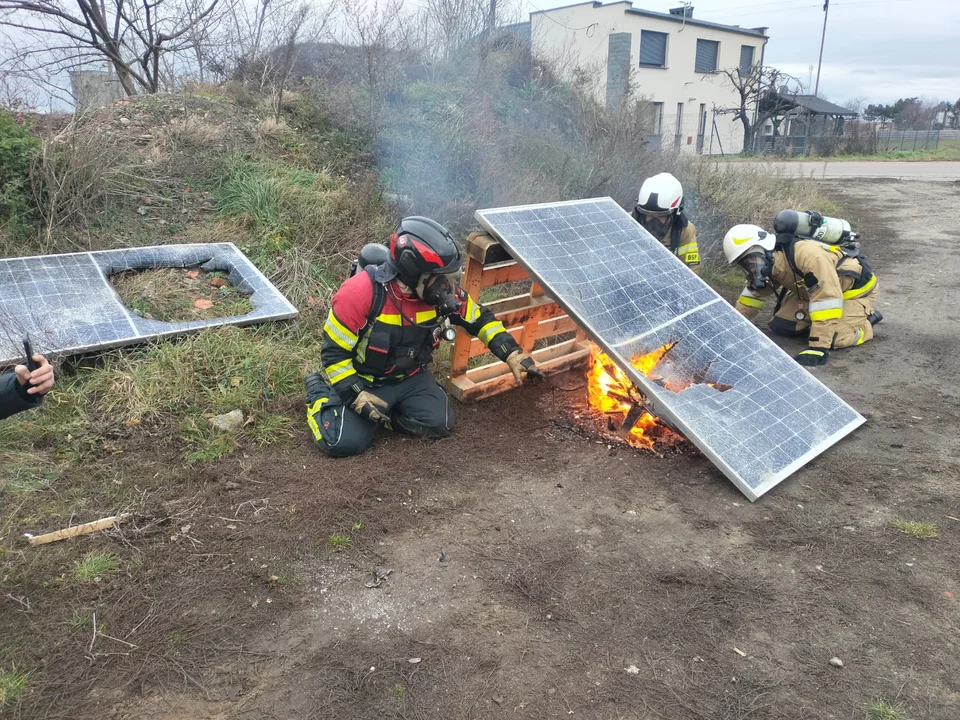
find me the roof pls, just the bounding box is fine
[531,2,768,39]
[785,95,857,116]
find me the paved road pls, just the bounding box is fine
[718,160,960,180]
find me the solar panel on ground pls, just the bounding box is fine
[475,198,864,500]
[0,243,297,365]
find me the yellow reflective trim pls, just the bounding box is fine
[324,358,356,383]
[856,328,865,345]
[416,309,438,323]
[842,273,877,299]
[324,311,358,351]
[478,320,506,345]
[378,313,402,326]
[306,396,329,441]
[809,308,843,321]
[465,296,481,322]
[738,295,765,309]
[676,243,698,256]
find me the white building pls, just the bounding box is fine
[529,2,768,155]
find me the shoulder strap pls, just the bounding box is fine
[360,265,387,336]
[669,213,687,253]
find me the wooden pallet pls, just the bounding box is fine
[446,232,591,401]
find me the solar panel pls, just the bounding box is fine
[0,243,297,365]
[475,198,864,501]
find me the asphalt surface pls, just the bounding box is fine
[719,160,960,180]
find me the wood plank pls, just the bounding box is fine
[468,316,578,358]
[450,348,591,402]
[451,254,485,375]
[466,232,513,265]
[480,261,528,288]
[493,296,561,328]
[465,339,589,382]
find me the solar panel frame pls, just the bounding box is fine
[0,242,298,366]
[475,197,865,501]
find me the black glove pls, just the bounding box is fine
[795,349,828,366]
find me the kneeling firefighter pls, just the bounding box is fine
[305,217,544,457]
[631,172,700,274]
[723,211,882,367]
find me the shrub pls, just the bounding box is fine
[0,110,41,241]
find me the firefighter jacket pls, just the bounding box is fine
[630,209,700,273]
[735,240,879,350]
[0,371,42,420]
[321,270,520,401]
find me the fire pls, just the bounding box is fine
[586,343,685,450]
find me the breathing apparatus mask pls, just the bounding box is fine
[738,249,773,291]
[417,274,460,342]
[637,210,673,241]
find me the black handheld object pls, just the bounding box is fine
[23,338,39,372]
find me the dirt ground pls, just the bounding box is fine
[5,178,960,720]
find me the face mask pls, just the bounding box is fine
[418,274,460,317]
[637,211,672,240]
[738,252,773,291]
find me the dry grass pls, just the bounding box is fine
[111,267,252,322]
[159,118,226,149]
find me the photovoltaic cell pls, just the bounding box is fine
[0,243,297,366]
[476,198,864,500]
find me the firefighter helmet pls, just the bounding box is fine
[722,224,775,264]
[636,172,684,217]
[390,216,462,287]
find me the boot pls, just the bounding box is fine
[304,372,328,403]
[867,310,883,327]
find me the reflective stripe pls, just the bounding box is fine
[325,358,356,384]
[676,242,698,256]
[324,311,358,351]
[809,307,843,321]
[378,314,402,326]
[808,298,843,313]
[738,290,765,309]
[842,273,877,299]
[855,327,865,345]
[416,309,437,323]
[465,296,481,323]
[478,320,506,345]
[306,397,329,441]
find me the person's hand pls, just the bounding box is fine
[15,354,54,395]
[505,350,545,384]
[351,390,389,423]
[794,349,828,367]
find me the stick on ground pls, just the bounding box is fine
[26,514,131,546]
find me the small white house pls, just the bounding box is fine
[529,2,768,155]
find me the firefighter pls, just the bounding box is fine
[722,223,882,366]
[305,216,544,457]
[631,172,700,274]
[1,352,55,420]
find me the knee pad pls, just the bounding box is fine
[769,316,808,338]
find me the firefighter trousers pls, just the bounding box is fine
[769,286,878,349]
[306,371,455,458]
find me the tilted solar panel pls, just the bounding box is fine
[0,243,297,365]
[476,198,864,500]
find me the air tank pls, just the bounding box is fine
[774,210,854,244]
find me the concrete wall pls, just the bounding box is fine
[70,71,124,113]
[530,2,767,155]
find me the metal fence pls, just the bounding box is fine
[753,126,941,156]
[875,129,940,152]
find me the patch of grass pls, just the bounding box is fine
[0,666,30,707]
[328,534,351,547]
[73,552,119,582]
[393,683,406,698]
[70,609,93,629]
[893,520,938,538]
[112,267,252,322]
[865,698,908,720]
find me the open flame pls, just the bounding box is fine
[586,343,685,450]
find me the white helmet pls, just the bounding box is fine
[723,224,775,264]
[637,172,683,217]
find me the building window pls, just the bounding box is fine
[695,39,720,73]
[639,30,668,68]
[739,44,755,74]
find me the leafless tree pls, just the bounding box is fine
[718,63,802,153]
[0,0,227,96]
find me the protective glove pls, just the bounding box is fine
[795,348,829,366]
[505,350,546,384]
[351,390,389,423]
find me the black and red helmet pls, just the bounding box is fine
[390,216,461,287]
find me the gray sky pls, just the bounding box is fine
[521,0,959,107]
